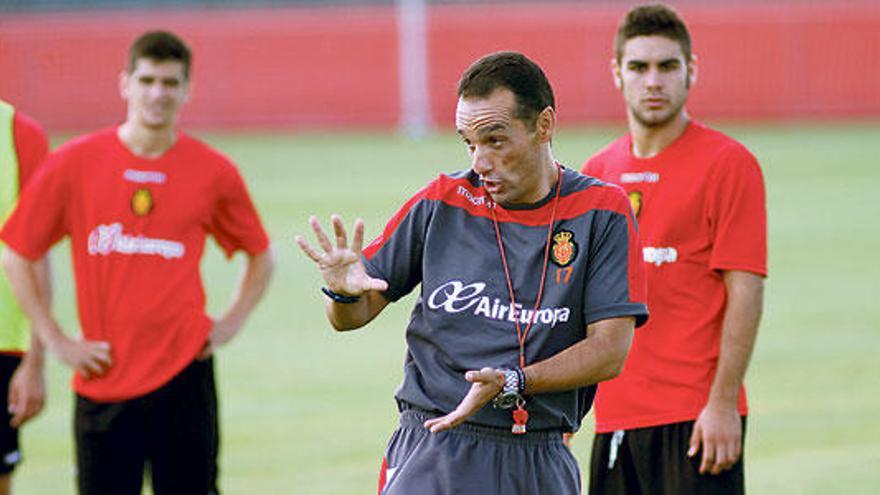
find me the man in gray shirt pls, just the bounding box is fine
[297,51,648,494]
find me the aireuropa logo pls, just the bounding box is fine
[643,246,678,266]
[426,280,571,327]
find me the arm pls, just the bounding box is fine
[296,215,389,331]
[200,246,276,357]
[1,248,111,379]
[323,290,389,331]
[523,316,634,393]
[8,256,51,427]
[424,316,635,432]
[689,270,764,474]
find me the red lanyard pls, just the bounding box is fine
[488,164,563,369]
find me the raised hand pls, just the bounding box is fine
[295,215,388,296]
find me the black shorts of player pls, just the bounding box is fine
[589,418,747,495]
[75,357,219,495]
[0,354,23,476]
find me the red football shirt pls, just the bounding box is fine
[0,128,269,401]
[583,121,767,433]
[13,111,50,191]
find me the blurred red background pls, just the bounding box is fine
[1,1,878,131]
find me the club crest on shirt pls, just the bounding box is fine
[551,230,578,267]
[131,188,154,216]
[629,191,643,217]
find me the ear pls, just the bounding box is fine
[687,53,698,88]
[536,106,556,143]
[118,70,130,101]
[182,78,192,103]
[611,58,622,90]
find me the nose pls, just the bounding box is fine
[147,84,161,99]
[471,146,492,175]
[645,67,663,89]
[147,82,168,100]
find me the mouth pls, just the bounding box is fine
[146,105,169,114]
[481,178,503,195]
[642,97,668,110]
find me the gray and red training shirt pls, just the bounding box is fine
[363,166,648,432]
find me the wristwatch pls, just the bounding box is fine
[493,368,523,410]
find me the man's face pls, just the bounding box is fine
[456,88,550,206]
[120,58,189,130]
[614,35,694,128]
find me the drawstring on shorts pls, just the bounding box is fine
[607,430,625,469]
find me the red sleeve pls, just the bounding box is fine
[0,152,70,260]
[706,143,767,277]
[12,112,50,190]
[206,164,269,258]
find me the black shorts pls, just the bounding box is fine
[0,354,22,476]
[589,418,746,495]
[75,357,219,495]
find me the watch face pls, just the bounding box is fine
[494,392,519,410]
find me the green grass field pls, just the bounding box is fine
[15,122,880,494]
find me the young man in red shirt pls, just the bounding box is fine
[582,4,766,494]
[0,100,52,495]
[0,32,274,494]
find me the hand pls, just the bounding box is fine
[51,336,112,380]
[8,356,46,427]
[295,215,388,296]
[423,367,505,433]
[198,318,240,360]
[688,402,743,475]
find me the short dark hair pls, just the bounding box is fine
[615,4,692,63]
[127,30,192,79]
[457,51,555,130]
